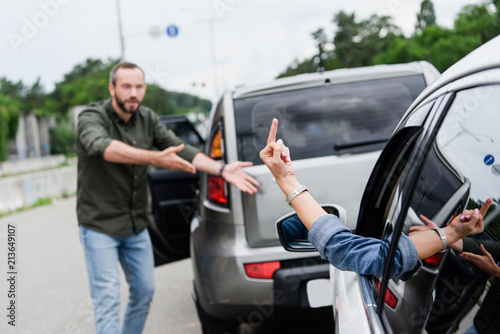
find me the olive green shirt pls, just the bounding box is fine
[462,237,500,261]
[76,99,200,237]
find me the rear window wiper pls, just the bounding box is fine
[334,138,389,151]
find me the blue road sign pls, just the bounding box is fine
[484,154,495,166]
[166,25,179,37]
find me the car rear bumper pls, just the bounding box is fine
[190,220,332,320]
[273,263,331,308]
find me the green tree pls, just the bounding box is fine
[168,91,211,114]
[455,3,500,44]
[0,95,21,161]
[277,10,402,78]
[24,78,48,115]
[373,37,426,65]
[376,1,497,73]
[48,58,211,117]
[48,58,118,117]
[49,121,75,156]
[278,0,500,78]
[332,11,360,68]
[333,11,402,68]
[0,58,212,159]
[142,84,177,115]
[416,0,437,34]
[311,28,331,72]
[0,77,24,100]
[276,58,318,78]
[0,76,53,116]
[375,25,480,72]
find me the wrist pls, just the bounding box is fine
[277,177,301,197]
[149,150,160,166]
[219,164,226,178]
[442,226,463,246]
[432,227,447,252]
[494,269,500,279]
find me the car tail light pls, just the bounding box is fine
[210,129,223,159]
[423,252,443,267]
[207,126,228,205]
[244,261,281,279]
[377,281,398,309]
[208,176,227,205]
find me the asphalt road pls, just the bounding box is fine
[0,196,481,334]
[0,196,201,334]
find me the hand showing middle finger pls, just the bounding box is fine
[267,118,278,145]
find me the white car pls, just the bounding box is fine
[277,35,500,333]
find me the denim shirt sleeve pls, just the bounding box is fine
[308,214,418,278]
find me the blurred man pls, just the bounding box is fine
[76,61,259,334]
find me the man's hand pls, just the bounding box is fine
[222,161,260,194]
[154,144,196,174]
[461,244,500,279]
[103,140,195,174]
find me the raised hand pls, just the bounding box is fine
[222,161,260,194]
[461,244,500,279]
[259,119,294,181]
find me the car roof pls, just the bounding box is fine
[406,35,500,112]
[232,61,438,99]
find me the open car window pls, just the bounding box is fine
[404,85,500,233]
[378,85,500,333]
[385,84,500,250]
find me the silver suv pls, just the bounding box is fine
[147,61,439,333]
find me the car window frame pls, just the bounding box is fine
[376,93,455,317]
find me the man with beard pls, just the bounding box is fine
[76,62,259,334]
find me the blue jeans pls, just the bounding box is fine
[79,226,155,334]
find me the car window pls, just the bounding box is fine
[161,117,204,150]
[410,85,500,333]
[234,75,427,165]
[355,101,434,238]
[403,86,500,230]
[377,85,500,333]
[382,86,500,237]
[433,86,500,232]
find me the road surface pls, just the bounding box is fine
[0,196,201,334]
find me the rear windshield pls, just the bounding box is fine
[234,74,426,165]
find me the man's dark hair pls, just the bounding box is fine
[109,62,145,85]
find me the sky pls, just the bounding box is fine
[0,0,484,103]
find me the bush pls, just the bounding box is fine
[0,96,21,161]
[50,124,76,156]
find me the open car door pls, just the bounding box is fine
[147,115,205,266]
[354,88,500,333]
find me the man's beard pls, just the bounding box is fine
[114,94,142,114]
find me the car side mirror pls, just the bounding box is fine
[275,204,347,252]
